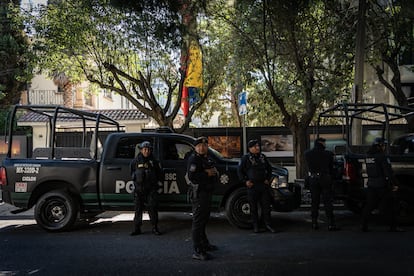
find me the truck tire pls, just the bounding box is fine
[34,190,79,232]
[225,187,252,229]
[396,199,414,225]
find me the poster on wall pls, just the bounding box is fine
[309,133,346,152]
[363,129,406,145]
[208,136,241,158]
[260,135,293,157]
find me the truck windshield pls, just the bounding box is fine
[209,147,226,159]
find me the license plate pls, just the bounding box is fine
[15,182,27,192]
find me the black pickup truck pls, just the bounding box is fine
[317,103,414,221]
[0,105,301,231]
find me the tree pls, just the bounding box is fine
[366,0,414,128]
[31,0,224,132]
[191,4,243,127]
[210,0,356,177]
[0,0,33,109]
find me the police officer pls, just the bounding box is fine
[238,139,276,233]
[304,137,339,231]
[362,137,403,232]
[187,137,218,261]
[130,141,162,236]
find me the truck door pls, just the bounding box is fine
[99,136,155,209]
[158,138,194,209]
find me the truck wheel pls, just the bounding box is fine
[225,187,252,229]
[35,190,79,232]
[397,199,414,225]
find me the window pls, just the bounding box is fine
[402,84,414,107]
[103,89,112,99]
[84,90,92,106]
[115,137,152,159]
[162,139,193,161]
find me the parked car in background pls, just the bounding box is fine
[317,103,414,222]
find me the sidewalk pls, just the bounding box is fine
[0,202,34,219]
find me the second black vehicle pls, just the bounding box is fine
[317,103,414,223]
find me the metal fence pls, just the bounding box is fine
[29,90,64,105]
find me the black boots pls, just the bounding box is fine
[130,226,162,235]
[252,223,276,233]
[130,228,141,236]
[328,217,340,231]
[312,218,339,231]
[253,223,260,233]
[328,224,340,231]
[192,244,218,260]
[192,249,211,261]
[152,226,162,235]
[312,218,319,230]
[265,224,276,233]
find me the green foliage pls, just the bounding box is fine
[208,0,355,127]
[0,109,8,134]
[0,0,34,109]
[365,0,414,110]
[108,0,183,48]
[206,0,358,178]
[30,0,227,131]
[193,5,238,126]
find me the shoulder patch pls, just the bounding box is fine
[189,164,197,172]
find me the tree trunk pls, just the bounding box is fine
[289,124,309,179]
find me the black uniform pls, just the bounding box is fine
[304,139,337,230]
[187,151,217,254]
[362,142,399,231]
[130,152,161,234]
[237,151,273,230]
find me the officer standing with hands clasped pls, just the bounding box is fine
[305,137,339,231]
[238,139,276,233]
[187,137,219,261]
[130,141,162,236]
[362,137,403,232]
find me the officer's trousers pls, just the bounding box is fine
[133,189,159,229]
[192,190,212,251]
[362,186,397,228]
[309,174,334,221]
[247,186,272,226]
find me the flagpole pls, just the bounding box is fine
[238,91,248,155]
[242,114,247,155]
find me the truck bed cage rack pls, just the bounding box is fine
[317,103,414,153]
[5,105,121,159]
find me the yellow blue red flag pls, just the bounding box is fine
[184,41,203,88]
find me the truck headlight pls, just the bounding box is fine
[271,176,288,189]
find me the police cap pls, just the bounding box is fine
[193,136,208,146]
[140,141,153,149]
[315,137,326,143]
[314,137,326,146]
[247,139,260,148]
[373,137,388,146]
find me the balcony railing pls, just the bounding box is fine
[29,90,64,105]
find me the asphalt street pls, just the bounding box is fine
[1,202,413,276]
